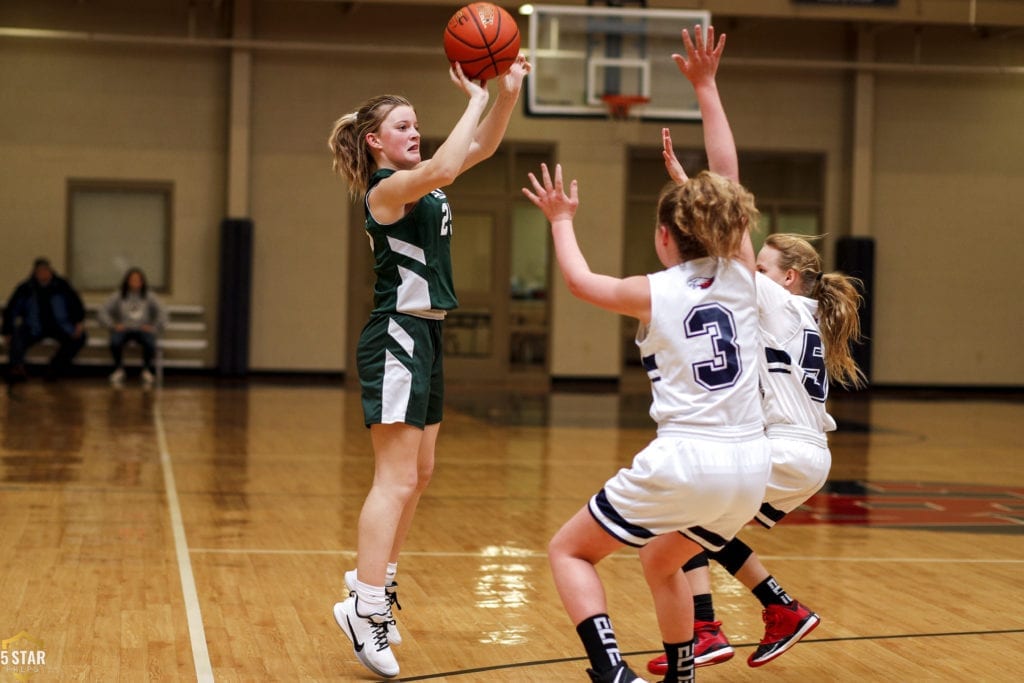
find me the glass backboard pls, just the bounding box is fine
[525,4,711,120]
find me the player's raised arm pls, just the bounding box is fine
[523,163,652,322]
[369,64,490,218]
[673,25,738,182]
[461,55,531,172]
[670,25,755,272]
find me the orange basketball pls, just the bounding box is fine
[443,3,521,82]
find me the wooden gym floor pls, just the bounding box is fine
[0,377,1021,681]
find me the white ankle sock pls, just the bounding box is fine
[353,578,387,615]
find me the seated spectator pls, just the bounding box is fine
[98,267,168,388]
[2,258,87,385]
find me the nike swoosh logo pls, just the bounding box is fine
[345,615,364,652]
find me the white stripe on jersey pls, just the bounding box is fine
[387,236,427,264]
[756,272,838,434]
[395,265,431,311]
[637,258,762,434]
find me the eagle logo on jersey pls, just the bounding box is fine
[687,276,714,290]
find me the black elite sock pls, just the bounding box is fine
[752,575,793,607]
[693,592,716,623]
[576,614,623,674]
[660,640,695,683]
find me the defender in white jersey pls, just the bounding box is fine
[524,160,769,683]
[754,268,836,525]
[753,234,865,529]
[649,25,866,676]
[603,257,766,550]
[719,234,865,668]
[326,56,531,679]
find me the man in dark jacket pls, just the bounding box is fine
[2,258,88,384]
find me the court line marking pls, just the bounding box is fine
[155,403,215,683]
[187,547,1024,564]
[395,628,1024,681]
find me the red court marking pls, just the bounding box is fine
[781,481,1024,530]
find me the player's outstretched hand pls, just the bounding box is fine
[498,55,532,96]
[662,128,688,185]
[672,24,725,87]
[449,62,489,103]
[523,163,579,224]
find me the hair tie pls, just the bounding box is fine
[815,271,824,282]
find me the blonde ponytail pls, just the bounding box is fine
[764,233,867,388]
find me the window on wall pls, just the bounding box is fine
[67,180,172,292]
[622,148,825,366]
[739,152,825,252]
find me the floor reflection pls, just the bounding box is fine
[1,383,85,483]
[210,385,251,514]
[104,387,155,488]
[475,546,536,645]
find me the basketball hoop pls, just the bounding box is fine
[601,94,651,120]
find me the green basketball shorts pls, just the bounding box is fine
[357,313,444,428]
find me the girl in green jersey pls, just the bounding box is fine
[327,56,530,679]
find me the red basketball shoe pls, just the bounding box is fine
[646,620,735,676]
[747,601,820,667]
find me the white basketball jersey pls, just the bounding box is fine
[636,258,762,436]
[756,272,837,435]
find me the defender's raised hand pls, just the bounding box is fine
[662,128,689,185]
[672,24,725,88]
[523,163,579,224]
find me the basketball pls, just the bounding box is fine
[443,3,521,82]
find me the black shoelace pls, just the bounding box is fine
[370,618,390,652]
[386,582,402,611]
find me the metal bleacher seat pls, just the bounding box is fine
[0,303,209,385]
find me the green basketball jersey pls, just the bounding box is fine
[364,169,458,314]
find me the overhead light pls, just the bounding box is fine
[519,4,534,16]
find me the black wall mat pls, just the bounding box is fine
[217,218,253,376]
[835,236,874,385]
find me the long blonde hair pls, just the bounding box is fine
[327,94,412,198]
[656,171,759,261]
[765,233,866,388]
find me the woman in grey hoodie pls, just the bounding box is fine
[98,268,168,387]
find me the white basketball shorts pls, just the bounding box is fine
[589,429,771,552]
[754,430,831,528]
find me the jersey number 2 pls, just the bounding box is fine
[440,202,452,236]
[684,303,742,390]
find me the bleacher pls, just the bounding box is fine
[0,303,209,384]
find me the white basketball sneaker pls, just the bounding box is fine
[333,595,399,679]
[345,569,402,645]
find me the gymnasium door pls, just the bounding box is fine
[442,202,509,380]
